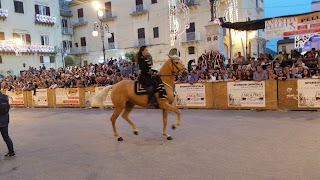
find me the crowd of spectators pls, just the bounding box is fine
[181,48,320,83]
[1,48,320,91]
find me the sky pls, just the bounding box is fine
[264,0,312,52]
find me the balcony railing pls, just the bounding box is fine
[130,4,148,16]
[62,27,73,35]
[60,10,72,17]
[0,9,8,19]
[101,11,117,21]
[72,17,88,27]
[184,0,200,7]
[35,14,56,25]
[134,38,149,47]
[181,32,201,42]
[69,46,88,55]
[0,44,55,54]
[106,42,119,50]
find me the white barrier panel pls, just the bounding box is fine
[6,90,24,106]
[297,79,320,107]
[32,89,48,106]
[227,81,266,107]
[175,83,206,107]
[55,88,80,105]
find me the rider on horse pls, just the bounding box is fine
[137,46,165,106]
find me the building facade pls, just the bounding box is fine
[0,0,63,75]
[0,0,266,75]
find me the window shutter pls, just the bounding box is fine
[35,5,39,14]
[26,34,31,45]
[69,41,72,48]
[80,37,86,47]
[63,41,67,49]
[14,1,18,12]
[20,2,24,14]
[12,33,19,39]
[0,32,4,40]
[46,6,50,16]
[41,36,44,45]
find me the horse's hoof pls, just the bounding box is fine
[167,136,173,140]
[172,125,176,130]
[117,137,123,141]
[133,131,139,135]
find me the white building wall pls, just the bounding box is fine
[0,0,63,75]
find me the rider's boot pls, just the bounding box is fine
[146,87,157,106]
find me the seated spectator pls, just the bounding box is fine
[187,71,199,84]
[253,66,268,81]
[277,71,287,81]
[302,69,311,78]
[243,70,253,81]
[267,69,277,80]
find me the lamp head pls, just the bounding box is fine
[92,31,98,37]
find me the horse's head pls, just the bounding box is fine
[166,55,188,78]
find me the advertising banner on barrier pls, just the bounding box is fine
[175,83,206,106]
[85,87,113,107]
[6,90,24,106]
[227,81,265,107]
[297,79,320,107]
[32,89,48,106]
[55,88,80,105]
[265,11,320,39]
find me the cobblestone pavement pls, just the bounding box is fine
[1,108,320,180]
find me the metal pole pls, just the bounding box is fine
[100,19,106,63]
[229,28,233,68]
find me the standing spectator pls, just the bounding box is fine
[0,90,15,157]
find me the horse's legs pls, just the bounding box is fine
[122,103,139,135]
[110,107,124,141]
[162,109,172,140]
[160,102,181,130]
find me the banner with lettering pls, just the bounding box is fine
[227,81,265,107]
[297,79,320,107]
[55,88,80,105]
[175,83,206,106]
[265,11,320,39]
[32,89,48,106]
[85,87,113,107]
[6,90,24,106]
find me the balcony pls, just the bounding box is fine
[130,4,148,16]
[0,9,8,20]
[72,17,88,27]
[69,46,88,55]
[62,27,73,35]
[60,10,72,17]
[101,11,117,21]
[106,42,119,50]
[180,32,201,43]
[0,44,55,55]
[134,38,149,47]
[184,0,200,8]
[35,14,56,26]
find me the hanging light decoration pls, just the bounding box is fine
[169,0,190,46]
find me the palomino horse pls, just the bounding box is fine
[90,55,188,141]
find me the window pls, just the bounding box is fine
[151,0,157,4]
[62,19,68,28]
[12,33,31,45]
[0,56,2,64]
[77,8,84,18]
[40,35,49,45]
[14,1,24,14]
[75,43,78,47]
[0,0,2,8]
[63,40,72,51]
[105,2,111,12]
[153,27,159,38]
[80,37,86,47]
[35,5,50,16]
[50,56,55,63]
[40,56,44,63]
[138,28,145,39]
[188,46,195,55]
[0,32,4,40]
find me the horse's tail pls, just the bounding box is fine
[90,85,113,107]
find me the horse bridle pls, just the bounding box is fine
[159,58,186,77]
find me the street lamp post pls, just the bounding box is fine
[92,9,112,63]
